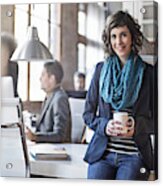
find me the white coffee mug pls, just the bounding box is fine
[113,112,135,134]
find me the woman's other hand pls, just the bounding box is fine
[105,119,122,136]
[118,120,135,137]
[105,119,135,137]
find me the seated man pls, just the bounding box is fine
[26,61,71,143]
[73,71,86,91]
[66,71,87,99]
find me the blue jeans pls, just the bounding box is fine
[88,152,149,180]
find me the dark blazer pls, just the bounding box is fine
[35,87,71,143]
[83,61,157,171]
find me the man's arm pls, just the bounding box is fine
[34,95,71,143]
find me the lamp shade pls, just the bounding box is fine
[10,26,53,62]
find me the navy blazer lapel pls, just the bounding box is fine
[37,93,54,126]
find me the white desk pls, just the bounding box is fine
[28,143,88,178]
[1,127,27,177]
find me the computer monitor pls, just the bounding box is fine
[1,76,19,125]
[1,76,14,98]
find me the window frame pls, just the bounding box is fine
[14,4,61,104]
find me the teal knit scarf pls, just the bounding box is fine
[99,52,146,111]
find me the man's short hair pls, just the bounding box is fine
[74,71,85,80]
[44,60,64,84]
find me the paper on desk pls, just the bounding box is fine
[30,144,68,160]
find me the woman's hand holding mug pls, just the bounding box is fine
[106,119,117,136]
[106,112,135,137]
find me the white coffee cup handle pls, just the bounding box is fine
[127,116,135,130]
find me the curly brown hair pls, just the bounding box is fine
[102,11,143,57]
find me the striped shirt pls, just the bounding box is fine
[106,137,139,155]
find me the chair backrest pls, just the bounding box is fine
[69,97,85,143]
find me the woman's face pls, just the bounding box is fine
[110,26,132,62]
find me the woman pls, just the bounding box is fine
[83,11,156,180]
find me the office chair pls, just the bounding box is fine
[68,97,86,143]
